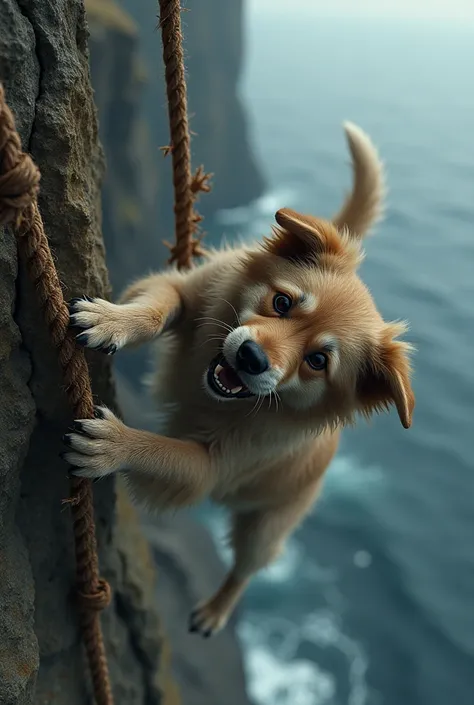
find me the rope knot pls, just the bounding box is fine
[77,578,112,612]
[0,85,40,228]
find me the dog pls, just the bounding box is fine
[63,122,414,637]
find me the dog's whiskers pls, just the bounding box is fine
[195,316,234,334]
[249,393,266,418]
[246,393,262,418]
[269,390,279,413]
[197,334,226,350]
[256,395,266,416]
[274,390,282,413]
[222,299,242,328]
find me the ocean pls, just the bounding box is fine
[200,10,474,705]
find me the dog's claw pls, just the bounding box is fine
[66,296,127,355]
[76,332,89,347]
[187,604,224,638]
[68,297,82,309]
[103,344,117,356]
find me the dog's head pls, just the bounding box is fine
[205,208,414,429]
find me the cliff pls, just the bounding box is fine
[120,0,264,214]
[83,2,254,703]
[85,0,161,292]
[86,0,264,293]
[0,1,177,702]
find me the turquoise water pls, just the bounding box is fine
[204,12,474,705]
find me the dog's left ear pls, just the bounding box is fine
[357,326,415,429]
[264,208,346,263]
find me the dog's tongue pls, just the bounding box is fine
[218,363,243,392]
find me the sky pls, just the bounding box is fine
[250,0,474,22]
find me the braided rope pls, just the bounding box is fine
[158,0,211,269]
[0,83,113,705]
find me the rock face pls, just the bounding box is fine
[1,1,254,704]
[0,1,177,703]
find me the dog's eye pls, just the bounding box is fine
[306,352,328,370]
[273,293,292,315]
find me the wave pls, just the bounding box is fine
[214,187,297,229]
[238,609,370,705]
[239,621,337,705]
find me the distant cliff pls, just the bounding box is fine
[86,0,264,292]
[84,3,255,703]
[121,0,264,215]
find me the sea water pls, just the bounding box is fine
[201,10,474,705]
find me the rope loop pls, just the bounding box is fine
[78,579,112,612]
[0,85,40,227]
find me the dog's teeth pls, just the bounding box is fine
[212,362,239,396]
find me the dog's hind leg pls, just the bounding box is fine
[189,494,317,637]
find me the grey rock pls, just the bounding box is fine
[143,515,250,705]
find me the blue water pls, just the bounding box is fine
[202,11,474,705]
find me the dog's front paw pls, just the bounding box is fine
[68,296,129,355]
[61,406,130,479]
[188,600,229,638]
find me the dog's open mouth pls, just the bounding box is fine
[207,355,254,399]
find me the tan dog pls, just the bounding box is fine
[64,123,414,637]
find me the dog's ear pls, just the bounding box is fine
[264,208,356,265]
[357,324,415,429]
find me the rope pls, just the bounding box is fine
[0,83,113,705]
[158,0,211,269]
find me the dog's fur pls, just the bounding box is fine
[64,122,414,637]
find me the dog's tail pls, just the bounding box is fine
[332,122,385,239]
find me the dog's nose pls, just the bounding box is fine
[236,340,269,375]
